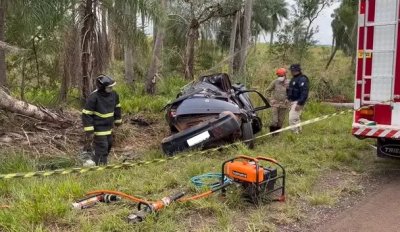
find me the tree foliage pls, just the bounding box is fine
[326,0,357,68]
[0,0,353,113]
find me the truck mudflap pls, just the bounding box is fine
[161,113,241,156]
[377,138,400,159]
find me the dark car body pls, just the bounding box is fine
[161,73,270,155]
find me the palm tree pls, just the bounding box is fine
[267,0,288,45]
[326,0,357,69]
[252,0,288,45]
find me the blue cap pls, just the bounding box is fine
[289,64,301,72]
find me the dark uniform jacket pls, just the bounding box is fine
[287,74,309,106]
[82,90,122,135]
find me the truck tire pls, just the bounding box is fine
[241,122,255,149]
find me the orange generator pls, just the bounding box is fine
[222,155,285,203]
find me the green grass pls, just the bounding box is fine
[308,192,337,206]
[0,103,376,231]
[0,46,378,231]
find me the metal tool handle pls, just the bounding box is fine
[256,156,278,164]
[169,192,185,201]
[234,155,259,162]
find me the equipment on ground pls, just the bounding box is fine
[72,193,120,209]
[127,192,185,223]
[352,0,400,158]
[162,73,271,155]
[222,155,285,203]
[73,155,285,223]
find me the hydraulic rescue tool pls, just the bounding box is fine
[127,192,185,223]
[73,155,285,223]
[72,193,120,209]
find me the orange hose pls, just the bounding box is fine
[179,190,213,202]
[87,188,216,205]
[86,190,152,205]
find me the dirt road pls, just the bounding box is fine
[318,176,400,232]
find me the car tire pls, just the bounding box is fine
[241,122,255,149]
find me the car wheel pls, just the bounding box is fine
[241,122,255,149]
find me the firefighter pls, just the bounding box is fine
[287,64,309,134]
[266,68,290,135]
[82,75,122,165]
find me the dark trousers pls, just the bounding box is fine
[93,135,113,165]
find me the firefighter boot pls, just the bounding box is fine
[269,126,281,136]
[274,126,282,136]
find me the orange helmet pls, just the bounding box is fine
[276,68,287,77]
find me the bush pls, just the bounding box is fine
[115,75,188,113]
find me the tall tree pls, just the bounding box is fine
[295,0,333,61]
[326,0,357,69]
[229,10,240,75]
[146,0,166,94]
[180,0,239,79]
[80,0,97,101]
[267,0,288,45]
[238,0,253,74]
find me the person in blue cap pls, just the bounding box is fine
[287,64,309,134]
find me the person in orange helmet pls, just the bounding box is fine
[266,68,290,135]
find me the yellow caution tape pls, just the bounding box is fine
[0,109,353,180]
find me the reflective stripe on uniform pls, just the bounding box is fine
[94,130,112,136]
[94,112,114,118]
[82,109,94,115]
[84,126,94,131]
[114,119,122,124]
[116,103,121,107]
[82,109,114,118]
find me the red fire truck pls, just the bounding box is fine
[352,0,400,158]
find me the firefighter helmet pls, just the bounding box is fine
[96,75,116,91]
[276,68,287,77]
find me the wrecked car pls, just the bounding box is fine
[161,73,271,155]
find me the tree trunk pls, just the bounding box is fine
[20,60,26,100]
[325,46,337,69]
[233,12,242,75]
[0,0,6,87]
[146,0,166,95]
[229,11,239,76]
[184,20,199,80]
[60,60,70,102]
[100,7,110,71]
[124,44,135,84]
[269,30,274,45]
[141,9,146,32]
[153,23,157,46]
[0,88,65,122]
[238,0,253,74]
[60,19,80,102]
[109,16,116,62]
[80,0,95,102]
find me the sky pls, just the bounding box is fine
[288,0,341,45]
[311,1,341,45]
